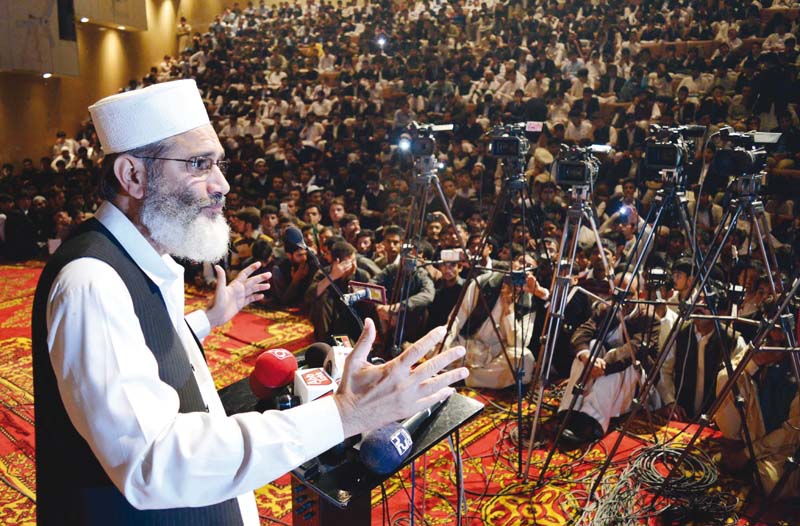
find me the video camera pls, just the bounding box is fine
[551,144,609,187]
[645,267,672,289]
[711,126,778,176]
[398,122,454,157]
[488,122,541,159]
[644,124,705,180]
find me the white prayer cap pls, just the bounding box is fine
[88,79,209,154]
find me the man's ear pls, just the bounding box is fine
[113,154,147,199]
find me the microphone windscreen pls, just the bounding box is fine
[304,342,333,368]
[253,348,298,389]
[359,422,414,475]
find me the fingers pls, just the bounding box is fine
[414,387,456,413]
[417,368,468,399]
[412,345,466,379]
[397,325,448,368]
[237,261,262,280]
[348,317,376,365]
[252,280,271,293]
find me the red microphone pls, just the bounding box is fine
[249,348,298,400]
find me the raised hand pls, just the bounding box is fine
[206,262,271,328]
[334,319,469,438]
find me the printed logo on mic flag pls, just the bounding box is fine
[267,348,294,361]
[390,428,412,456]
[302,369,333,386]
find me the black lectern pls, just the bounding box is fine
[218,379,484,526]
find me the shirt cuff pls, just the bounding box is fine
[185,310,211,340]
[291,396,345,457]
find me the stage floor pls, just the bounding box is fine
[0,262,795,525]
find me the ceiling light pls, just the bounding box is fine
[79,17,89,23]
[118,25,126,30]
[42,72,52,79]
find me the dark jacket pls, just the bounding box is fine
[571,304,660,372]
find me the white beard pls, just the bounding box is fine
[141,182,230,263]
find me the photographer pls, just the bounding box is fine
[557,273,660,447]
[306,240,370,344]
[714,300,800,498]
[600,205,655,266]
[269,228,318,307]
[442,254,549,389]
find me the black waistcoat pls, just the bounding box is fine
[673,322,733,419]
[31,218,243,526]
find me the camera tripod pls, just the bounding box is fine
[435,138,544,476]
[534,168,763,496]
[386,135,460,358]
[521,183,619,479]
[582,171,800,505]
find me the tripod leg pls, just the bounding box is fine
[582,192,748,500]
[522,193,594,480]
[536,193,672,487]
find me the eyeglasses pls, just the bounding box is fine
[133,155,229,178]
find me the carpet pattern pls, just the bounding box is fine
[0,263,795,525]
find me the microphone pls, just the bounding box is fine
[304,342,332,368]
[342,288,369,306]
[323,345,352,383]
[359,399,447,475]
[679,124,707,137]
[294,367,337,405]
[249,348,299,409]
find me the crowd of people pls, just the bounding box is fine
[3,0,800,499]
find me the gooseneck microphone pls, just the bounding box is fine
[285,226,364,330]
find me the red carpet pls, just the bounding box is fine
[0,262,795,525]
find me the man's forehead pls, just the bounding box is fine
[169,125,225,157]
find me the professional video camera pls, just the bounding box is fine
[645,267,672,289]
[488,122,541,159]
[711,126,779,176]
[397,121,454,157]
[644,124,706,179]
[551,144,609,187]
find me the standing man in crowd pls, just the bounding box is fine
[32,80,468,525]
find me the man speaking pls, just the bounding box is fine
[31,79,468,525]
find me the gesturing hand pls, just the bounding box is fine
[206,262,271,328]
[334,319,469,439]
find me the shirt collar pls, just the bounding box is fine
[94,201,184,289]
[694,325,713,344]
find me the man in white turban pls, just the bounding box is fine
[32,80,468,525]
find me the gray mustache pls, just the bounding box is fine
[195,193,225,209]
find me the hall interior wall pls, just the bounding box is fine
[0,0,240,166]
